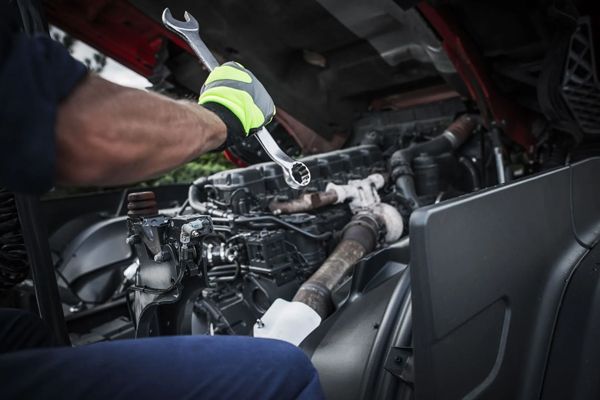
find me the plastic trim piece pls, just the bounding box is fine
[410,158,600,399]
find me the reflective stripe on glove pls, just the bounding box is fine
[199,62,275,137]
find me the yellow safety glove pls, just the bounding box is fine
[199,62,275,150]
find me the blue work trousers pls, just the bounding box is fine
[0,309,324,399]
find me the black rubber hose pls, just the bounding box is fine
[188,177,210,213]
[389,114,477,209]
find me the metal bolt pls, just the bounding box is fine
[69,302,84,313]
[126,235,140,245]
[154,251,170,262]
[256,318,265,329]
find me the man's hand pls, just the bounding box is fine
[199,62,275,149]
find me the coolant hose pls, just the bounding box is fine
[390,114,477,209]
[292,213,380,318]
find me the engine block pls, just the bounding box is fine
[196,145,385,213]
[129,145,388,336]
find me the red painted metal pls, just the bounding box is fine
[222,149,247,168]
[418,2,534,150]
[370,84,460,111]
[43,0,195,78]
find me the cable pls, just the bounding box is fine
[176,199,190,216]
[284,240,310,270]
[236,215,332,240]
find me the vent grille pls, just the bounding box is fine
[561,18,600,135]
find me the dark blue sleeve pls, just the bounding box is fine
[0,9,87,194]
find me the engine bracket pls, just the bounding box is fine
[383,346,414,384]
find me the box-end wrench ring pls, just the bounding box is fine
[162,8,311,189]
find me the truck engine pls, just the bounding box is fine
[0,0,597,398]
[120,101,485,340]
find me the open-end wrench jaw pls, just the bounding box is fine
[161,8,199,32]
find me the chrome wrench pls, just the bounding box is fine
[162,8,311,189]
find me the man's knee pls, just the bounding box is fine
[251,338,323,397]
[273,340,323,399]
[261,339,315,374]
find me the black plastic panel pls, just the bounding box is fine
[307,274,402,399]
[302,242,412,400]
[59,217,131,284]
[570,158,600,247]
[410,158,600,399]
[52,216,133,304]
[541,242,600,400]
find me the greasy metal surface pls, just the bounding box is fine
[310,240,367,292]
[294,239,368,318]
[161,8,311,189]
[445,114,478,146]
[269,190,338,214]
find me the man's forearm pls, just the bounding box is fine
[55,74,227,187]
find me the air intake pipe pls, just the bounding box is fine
[254,211,393,345]
[291,213,380,318]
[389,114,477,209]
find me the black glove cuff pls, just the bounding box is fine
[201,102,245,152]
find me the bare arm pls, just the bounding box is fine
[55,74,226,187]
